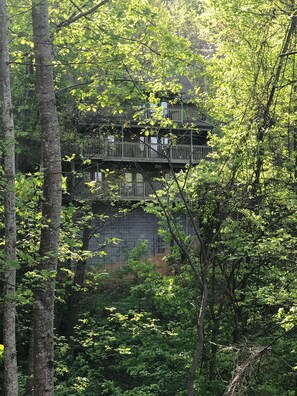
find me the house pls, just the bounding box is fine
[63,94,212,265]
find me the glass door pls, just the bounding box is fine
[150,136,158,158]
[135,173,144,197]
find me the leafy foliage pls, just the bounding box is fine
[1,0,297,395]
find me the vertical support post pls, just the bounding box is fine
[170,128,172,161]
[121,125,124,159]
[190,130,193,163]
[146,137,149,160]
[181,102,184,124]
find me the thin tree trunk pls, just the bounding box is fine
[145,163,211,395]
[31,0,62,395]
[0,0,18,394]
[187,278,208,396]
[24,330,34,396]
[66,223,91,337]
[253,13,297,192]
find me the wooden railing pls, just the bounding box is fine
[73,180,165,201]
[144,107,184,123]
[82,141,212,163]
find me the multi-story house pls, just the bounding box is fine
[64,95,212,264]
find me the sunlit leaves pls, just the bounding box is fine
[51,0,201,114]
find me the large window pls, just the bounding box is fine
[123,172,145,197]
[123,172,133,197]
[150,136,158,158]
[161,101,168,118]
[94,171,102,182]
[135,173,144,196]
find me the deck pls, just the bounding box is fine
[81,141,212,164]
[73,180,167,201]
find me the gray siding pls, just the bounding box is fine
[89,206,165,265]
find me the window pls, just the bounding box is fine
[136,173,143,183]
[107,135,115,156]
[150,136,158,158]
[123,172,133,197]
[161,101,168,118]
[161,137,169,145]
[94,171,102,182]
[139,136,145,152]
[135,173,144,196]
[125,172,132,183]
[83,172,91,182]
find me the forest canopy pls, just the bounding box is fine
[0,0,297,395]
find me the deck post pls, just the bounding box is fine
[121,125,124,159]
[169,128,172,161]
[190,130,193,162]
[181,102,184,124]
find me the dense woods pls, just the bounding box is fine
[0,0,296,395]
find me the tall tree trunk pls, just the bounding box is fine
[31,0,62,395]
[0,0,18,395]
[187,277,208,396]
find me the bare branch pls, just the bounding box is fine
[57,0,109,30]
[69,0,84,14]
[224,346,269,396]
[280,50,297,57]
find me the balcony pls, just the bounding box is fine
[73,180,165,201]
[81,140,212,164]
[144,106,184,123]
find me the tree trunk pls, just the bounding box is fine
[187,277,208,396]
[0,0,18,394]
[31,0,62,395]
[252,13,297,193]
[66,223,92,337]
[24,330,34,396]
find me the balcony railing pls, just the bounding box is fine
[144,107,184,123]
[82,141,212,163]
[73,180,165,201]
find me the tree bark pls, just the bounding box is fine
[31,0,62,395]
[0,0,18,394]
[187,277,208,396]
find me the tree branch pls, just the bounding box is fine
[57,0,109,30]
[280,50,297,57]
